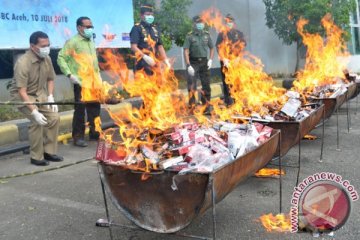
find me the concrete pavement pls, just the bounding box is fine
[0,98,359,240]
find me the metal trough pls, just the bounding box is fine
[316,92,347,120]
[97,129,280,234]
[346,82,358,100]
[253,104,324,157]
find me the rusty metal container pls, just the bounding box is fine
[349,82,360,100]
[346,82,357,100]
[252,104,324,157]
[316,93,347,120]
[98,129,280,233]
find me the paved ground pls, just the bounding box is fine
[0,99,359,240]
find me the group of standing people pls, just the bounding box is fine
[9,4,246,166]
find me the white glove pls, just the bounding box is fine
[164,58,171,69]
[187,65,195,76]
[69,75,82,86]
[207,59,212,69]
[223,58,230,68]
[142,54,156,67]
[31,109,47,126]
[47,94,58,112]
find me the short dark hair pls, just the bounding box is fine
[29,31,49,45]
[76,16,91,27]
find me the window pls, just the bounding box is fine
[349,0,360,54]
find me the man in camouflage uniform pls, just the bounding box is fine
[183,15,214,112]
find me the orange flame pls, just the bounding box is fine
[255,168,285,178]
[69,50,117,103]
[259,213,291,232]
[98,47,193,154]
[199,8,287,120]
[293,14,350,95]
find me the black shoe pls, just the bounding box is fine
[31,158,49,166]
[44,153,64,162]
[73,139,88,147]
[89,132,100,141]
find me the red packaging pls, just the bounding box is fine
[257,126,273,144]
[95,140,127,162]
[254,122,264,133]
[171,132,183,145]
[174,144,194,155]
[189,131,195,141]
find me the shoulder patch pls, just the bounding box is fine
[135,23,140,26]
[187,31,193,35]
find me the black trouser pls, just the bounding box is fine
[220,61,234,106]
[187,58,211,106]
[73,84,100,140]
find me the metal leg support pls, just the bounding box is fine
[278,133,283,213]
[296,125,301,187]
[336,108,340,151]
[97,164,114,240]
[211,176,217,240]
[320,106,325,162]
[346,94,350,132]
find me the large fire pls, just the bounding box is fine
[200,8,287,120]
[293,14,350,96]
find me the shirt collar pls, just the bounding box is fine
[76,33,91,41]
[141,20,152,27]
[28,50,41,63]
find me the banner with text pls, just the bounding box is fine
[0,0,133,49]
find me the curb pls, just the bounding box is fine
[0,124,18,146]
[0,83,224,148]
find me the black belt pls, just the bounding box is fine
[190,57,207,62]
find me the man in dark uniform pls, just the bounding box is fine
[183,15,214,112]
[216,14,246,106]
[130,4,170,76]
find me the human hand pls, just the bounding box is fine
[187,65,195,76]
[223,58,230,68]
[47,94,58,112]
[69,75,82,86]
[31,109,48,125]
[142,54,156,67]
[164,58,171,69]
[207,59,212,69]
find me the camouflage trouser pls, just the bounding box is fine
[187,58,211,106]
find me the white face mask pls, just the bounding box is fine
[37,46,50,58]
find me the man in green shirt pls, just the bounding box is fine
[183,15,214,113]
[57,16,100,147]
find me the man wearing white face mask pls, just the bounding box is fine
[183,15,214,114]
[130,4,170,76]
[9,31,63,166]
[58,16,101,147]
